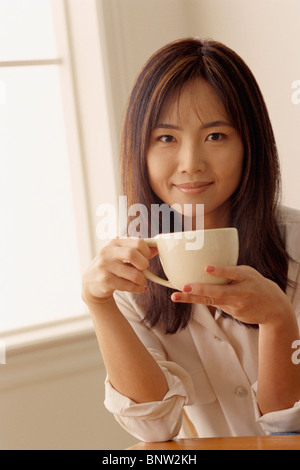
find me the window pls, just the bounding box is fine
[0,0,88,332]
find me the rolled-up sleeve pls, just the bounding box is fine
[250,218,300,436]
[251,382,300,435]
[103,291,195,442]
[104,360,195,442]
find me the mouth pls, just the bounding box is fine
[174,182,213,194]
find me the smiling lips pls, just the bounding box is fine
[174,182,213,194]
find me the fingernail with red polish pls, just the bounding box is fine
[172,293,182,301]
[183,285,192,293]
[206,265,215,273]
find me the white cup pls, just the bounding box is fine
[143,227,239,290]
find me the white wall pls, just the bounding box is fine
[188,0,300,211]
[0,318,138,450]
[100,0,300,210]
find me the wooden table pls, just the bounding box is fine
[128,435,300,450]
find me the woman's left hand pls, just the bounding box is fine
[171,265,294,326]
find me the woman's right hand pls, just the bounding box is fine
[81,237,157,305]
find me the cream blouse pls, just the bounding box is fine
[104,206,300,442]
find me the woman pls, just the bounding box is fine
[82,38,300,440]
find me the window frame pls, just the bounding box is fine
[52,0,118,260]
[0,0,117,344]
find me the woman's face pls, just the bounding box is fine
[146,79,244,229]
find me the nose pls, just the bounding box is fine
[177,141,206,174]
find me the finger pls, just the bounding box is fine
[100,271,147,296]
[204,264,250,282]
[108,245,151,271]
[181,282,228,298]
[109,260,147,287]
[172,281,236,305]
[171,292,218,306]
[111,237,153,258]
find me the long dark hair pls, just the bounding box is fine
[120,38,289,333]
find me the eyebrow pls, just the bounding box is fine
[155,120,233,130]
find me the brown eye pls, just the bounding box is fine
[206,133,225,142]
[159,135,175,143]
